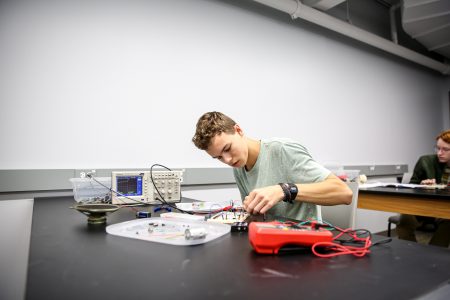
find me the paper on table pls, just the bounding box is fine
[359,182,447,189]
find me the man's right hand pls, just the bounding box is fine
[420,179,436,185]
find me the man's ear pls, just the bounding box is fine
[234,124,243,136]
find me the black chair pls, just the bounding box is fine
[387,214,437,237]
[387,215,400,237]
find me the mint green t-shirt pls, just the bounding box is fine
[233,138,330,221]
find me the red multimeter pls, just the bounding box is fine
[248,221,333,254]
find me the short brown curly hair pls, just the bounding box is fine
[192,112,237,150]
[436,129,450,143]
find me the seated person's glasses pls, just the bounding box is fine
[434,146,450,153]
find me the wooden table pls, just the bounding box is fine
[358,187,450,219]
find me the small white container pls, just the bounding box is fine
[69,177,111,202]
[332,169,361,182]
[343,169,360,182]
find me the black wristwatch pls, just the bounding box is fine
[287,183,298,201]
[278,183,297,204]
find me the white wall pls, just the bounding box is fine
[0,0,448,232]
[182,185,241,204]
[0,0,446,170]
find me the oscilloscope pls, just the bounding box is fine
[111,170,183,205]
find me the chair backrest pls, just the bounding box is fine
[401,172,413,184]
[0,199,33,300]
[317,182,358,229]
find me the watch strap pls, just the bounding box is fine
[278,183,293,204]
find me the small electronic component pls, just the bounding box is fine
[185,227,207,240]
[136,211,151,218]
[231,222,248,232]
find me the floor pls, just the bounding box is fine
[377,229,448,248]
[414,230,434,244]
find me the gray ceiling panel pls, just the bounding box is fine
[402,0,450,60]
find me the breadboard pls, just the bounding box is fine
[207,211,249,224]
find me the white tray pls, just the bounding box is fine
[106,217,230,246]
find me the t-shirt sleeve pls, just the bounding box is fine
[280,142,331,183]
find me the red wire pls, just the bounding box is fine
[277,221,373,258]
[192,205,236,215]
[311,227,372,258]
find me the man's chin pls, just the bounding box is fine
[231,161,243,168]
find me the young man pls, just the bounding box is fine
[192,111,352,221]
[396,129,450,247]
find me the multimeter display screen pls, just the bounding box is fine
[116,176,143,196]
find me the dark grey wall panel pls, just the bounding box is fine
[182,168,235,185]
[0,169,75,192]
[0,168,236,192]
[347,165,408,176]
[74,168,236,185]
[0,165,407,193]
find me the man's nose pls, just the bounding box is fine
[223,153,232,164]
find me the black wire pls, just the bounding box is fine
[149,164,193,215]
[370,238,392,247]
[332,228,372,245]
[86,165,192,213]
[284,220,373,246]
[280,218,393,249]
[352,229,372,239]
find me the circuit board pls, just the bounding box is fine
[207,211,250,224]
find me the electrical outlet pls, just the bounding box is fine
[79,169,97,178]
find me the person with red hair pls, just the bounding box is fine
[397,129,450,247]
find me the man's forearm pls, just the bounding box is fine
[295,174,353,206]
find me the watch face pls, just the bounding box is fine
[288,184,297,193]
[288,184,298,200]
